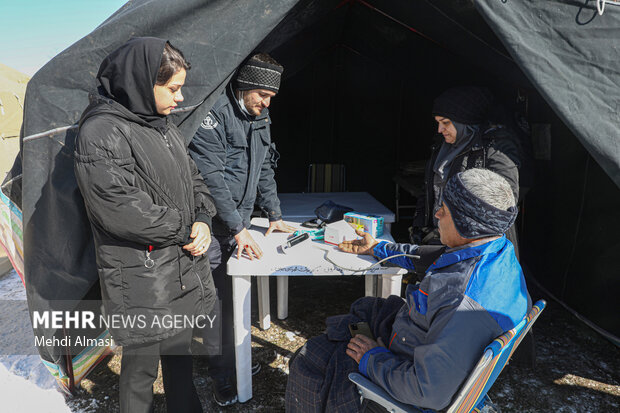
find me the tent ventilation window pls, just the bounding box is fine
[597,0,620,15]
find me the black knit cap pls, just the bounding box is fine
[432,86,493,125]
[234,54,283,93]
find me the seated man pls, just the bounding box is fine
[285,168,531,412]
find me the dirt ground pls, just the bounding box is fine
[66,272,620,413]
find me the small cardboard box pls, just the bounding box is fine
[324,220,359,245]
[344,212,384,237]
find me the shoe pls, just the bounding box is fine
[211,363,260,406]
[212,376,238,407]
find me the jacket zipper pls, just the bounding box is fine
[159,130,193,219]
[161,133,171,148]
[236,121,253,211]
[424,143,438,227]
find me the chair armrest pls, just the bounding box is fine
[348,373,422,413]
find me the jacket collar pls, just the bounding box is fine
[427,235,507,272]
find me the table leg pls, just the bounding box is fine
[380,274,403,298]
[277,276,289,320]
[365,274,377,297]
[257,277,271,330]
[232,275,252,403]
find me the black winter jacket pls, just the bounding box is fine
[413,126,521,256]
[74,94,217,346]
[189,85,282,237]
[414,127,520,230]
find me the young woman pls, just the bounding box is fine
[75,37,215,413]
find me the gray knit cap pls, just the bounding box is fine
[442,172,517,239]
[234,55,283,93]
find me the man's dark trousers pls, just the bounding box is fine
[204,235,236,379]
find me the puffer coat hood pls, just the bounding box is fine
[96,36,167,127]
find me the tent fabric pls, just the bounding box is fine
[0,63,27,180]
[5,0,299,371]
[0,64,28,284]
[0,63,28,140]
[476,0,620,188]
[2,0,620,386]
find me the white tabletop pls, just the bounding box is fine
[226,218,404,277]
[278,192,395,223]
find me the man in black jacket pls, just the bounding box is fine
[189,53,295,406]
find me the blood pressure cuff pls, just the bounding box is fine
[301,200,354,228]
[314,200,353,223]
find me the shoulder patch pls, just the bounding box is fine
[200,113,219,130]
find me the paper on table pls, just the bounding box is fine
[227,219,404,276]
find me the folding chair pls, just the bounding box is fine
[349,299,547,413]
[307,163,346,192]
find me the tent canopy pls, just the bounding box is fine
[3,0,619,370]
[0,63,27,178]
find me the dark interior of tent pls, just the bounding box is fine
[244,0,619,337]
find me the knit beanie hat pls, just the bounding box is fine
[234,54,283,93]
[432,86,493,125]
[442,171,517,239]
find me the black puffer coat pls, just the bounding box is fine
[75,94,217,346]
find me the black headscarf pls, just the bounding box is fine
[431,122,479,223]
[96,37,167,128]
[429,86,493,223]
[432,122,479,181]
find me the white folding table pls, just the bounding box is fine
[277,192,395,232]
[271,191,399,325]
[227,192,406,402]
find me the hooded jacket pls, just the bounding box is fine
[74,38,217,346]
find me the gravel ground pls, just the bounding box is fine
[66,273,620,413]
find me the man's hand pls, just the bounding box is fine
[182,222,212,256]
[346,335,386,364]
[234,228,263,260]
[338,229,379,255]
[265,219,296,236]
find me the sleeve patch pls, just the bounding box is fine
[200,113,219,130]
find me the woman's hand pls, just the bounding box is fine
[338,229,379,255]
[183,222,212,256]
